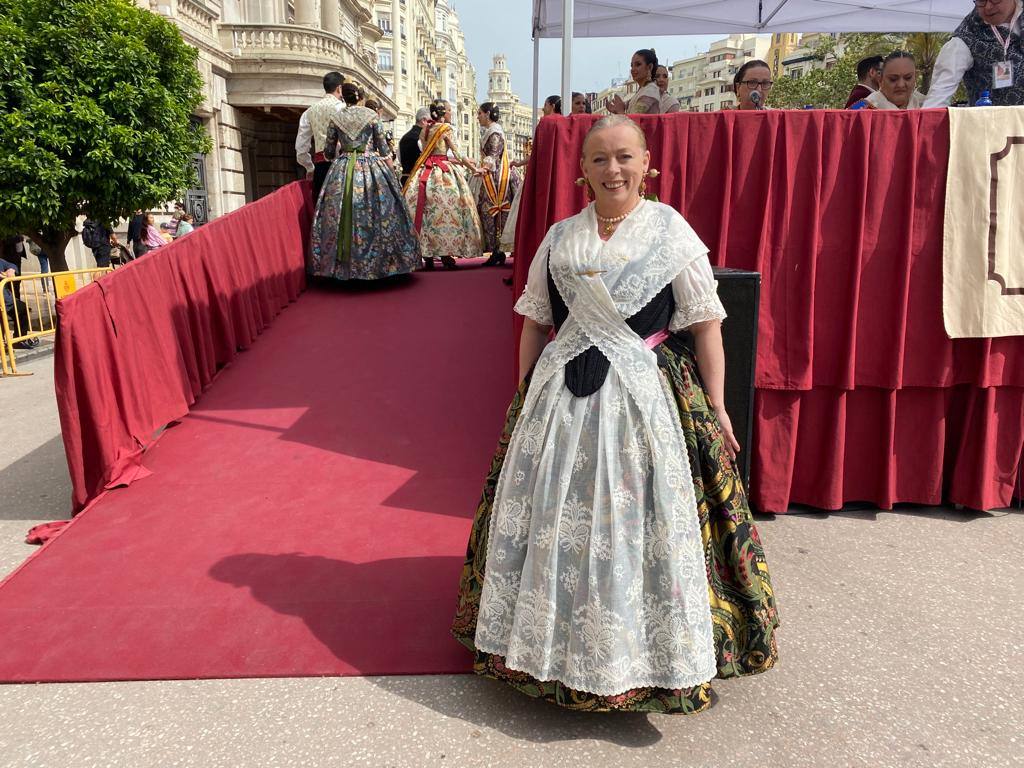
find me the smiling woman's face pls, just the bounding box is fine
[580,122,650,211]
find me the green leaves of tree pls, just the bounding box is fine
[770,33,952,109]
[0,0,211,262]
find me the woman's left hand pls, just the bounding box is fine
[714,403,741,460]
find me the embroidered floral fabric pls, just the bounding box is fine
[475,202,719,695]
[310,106,421,280]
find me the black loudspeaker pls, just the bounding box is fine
[680,268,760,491]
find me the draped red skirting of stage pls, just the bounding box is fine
[514,110,1024,512]
[56,182,313,514]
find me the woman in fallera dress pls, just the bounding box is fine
[607,49,663,115]
[474,102,521,267]
[403,99,483,270]
[310,83,421,281]
[452,115,779,714]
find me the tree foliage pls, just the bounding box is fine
[0,0,210,268]
[770,32,951,110]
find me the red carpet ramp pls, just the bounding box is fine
[0,264,513,682]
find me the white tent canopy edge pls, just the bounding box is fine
[530,0,970,122]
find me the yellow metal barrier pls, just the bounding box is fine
[1,268,112,376]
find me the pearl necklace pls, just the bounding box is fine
[595,199,642,236]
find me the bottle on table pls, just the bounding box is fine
[975,90,993,107]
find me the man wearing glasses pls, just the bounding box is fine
[925,0,1024,106]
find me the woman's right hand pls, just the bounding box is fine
[713,403,741,461]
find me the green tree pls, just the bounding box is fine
[0,0,210,270]
[904,32,950,93]
[769,32,949,109]
[770,34,899,109]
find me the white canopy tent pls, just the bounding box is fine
[530,0,972,120]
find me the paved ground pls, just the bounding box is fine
[1,347,1022,768]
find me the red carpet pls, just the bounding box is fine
[0,261,513,682]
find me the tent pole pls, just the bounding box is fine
[561,0,573,113]
[532,32,540,131]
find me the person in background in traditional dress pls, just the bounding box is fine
[732,59,774,110]
[310,83,420,281]
[295,71,346,204]
[452,115,779,715]
[926,0,1024,107]
[571,91,591,114]
[474,102,522,267]
[500,139,531,257]
[542,95,562,116]
[857,51,926,109]
[399,107,431,188]
[403,99,482,270]
[607,49,662,114]
[655,65,681,113]
[845,55,883,107]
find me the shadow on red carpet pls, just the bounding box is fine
[0,262,514,683]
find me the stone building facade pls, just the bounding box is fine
[138,0,475,225]
[371,0,478,158]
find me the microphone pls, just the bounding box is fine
[750,90,763,110]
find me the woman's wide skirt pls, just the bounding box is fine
[404,161,482,261]
[499,184,523,252]
[452,341,780,714]
[311,154,421,281]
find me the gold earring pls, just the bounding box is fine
[575,176,595,201]
[640,168,659,199]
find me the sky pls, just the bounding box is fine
[452,2,720,105]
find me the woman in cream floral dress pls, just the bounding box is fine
[403,99,482,270]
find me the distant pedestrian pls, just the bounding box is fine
[127,209,147,257]
[399,107,431,188]
[175,213,195,238]
[82,219,113,268]
[141,214,164,252]
[845,56,883,108]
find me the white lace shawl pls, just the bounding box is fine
[515,203,726,331]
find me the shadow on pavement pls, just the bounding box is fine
[0,434,71,521]
[369,674,666,747]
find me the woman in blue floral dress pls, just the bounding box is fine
[311,84,421,281]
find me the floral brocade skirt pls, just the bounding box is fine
[451,342,780,714]
[404,159,483,261]
[310,153,421,281]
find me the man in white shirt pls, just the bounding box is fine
[925,0,1024,107]
[295,71,345,202]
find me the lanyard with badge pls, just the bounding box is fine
[990,7,1022,89]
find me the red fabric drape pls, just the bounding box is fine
[513,111,1024,512]
[55,182,313,514]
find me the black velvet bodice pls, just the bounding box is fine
[547,264,676,397]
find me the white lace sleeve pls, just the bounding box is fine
[669,255,727,331]
[513,231,554,326]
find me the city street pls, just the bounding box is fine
[1,343,1021,768]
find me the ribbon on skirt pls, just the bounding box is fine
[481,142,512,222]
[336,145,366,264]
[413,155,450,233]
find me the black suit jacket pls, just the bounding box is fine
[399,125,423,186]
